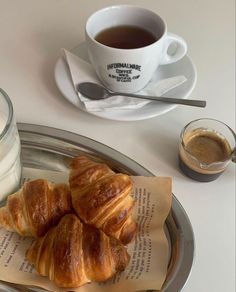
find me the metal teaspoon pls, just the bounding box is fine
[77,82,206,108]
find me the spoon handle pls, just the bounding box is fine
[110,92,206,108]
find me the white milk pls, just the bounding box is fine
[0,113,22,203]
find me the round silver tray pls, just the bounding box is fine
[0,123,194,292]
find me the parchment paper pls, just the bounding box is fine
[0,167,172,292]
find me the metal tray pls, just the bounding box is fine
[0,123,194,292]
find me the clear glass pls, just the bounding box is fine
[179,118,236,182]
[0,89,22,202]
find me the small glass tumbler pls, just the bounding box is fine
[0,89,22,202]
[179,118,236,182]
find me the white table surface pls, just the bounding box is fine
[0,0,235,291]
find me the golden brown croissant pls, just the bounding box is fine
[26,214,130,288]
[69,155,137,245]
[0,179,73,237]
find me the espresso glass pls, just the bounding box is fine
[179,118,236,182]
[0,89,22,202]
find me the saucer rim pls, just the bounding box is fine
[54,43,197,121]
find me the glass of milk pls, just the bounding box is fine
[0,89,22,203]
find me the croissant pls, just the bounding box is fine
[0,179,73,237]
[26,214,130,288]
[69,155,137,244]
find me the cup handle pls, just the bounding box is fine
[160,32,187,65]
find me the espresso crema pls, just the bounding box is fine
[179,128,232,181]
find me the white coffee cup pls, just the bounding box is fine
[85,5,187,93]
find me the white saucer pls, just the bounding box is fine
[54,43,197,121]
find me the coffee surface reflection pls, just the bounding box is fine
[95,25,158,49]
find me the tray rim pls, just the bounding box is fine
[1,123,195,292]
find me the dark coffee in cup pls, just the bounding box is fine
[95,25,159,49]
[86,5,187,93]
[179,129,232,182]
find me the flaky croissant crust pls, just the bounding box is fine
[27,214,130,288]
[0,179,73,237]
[69,156,137,244]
